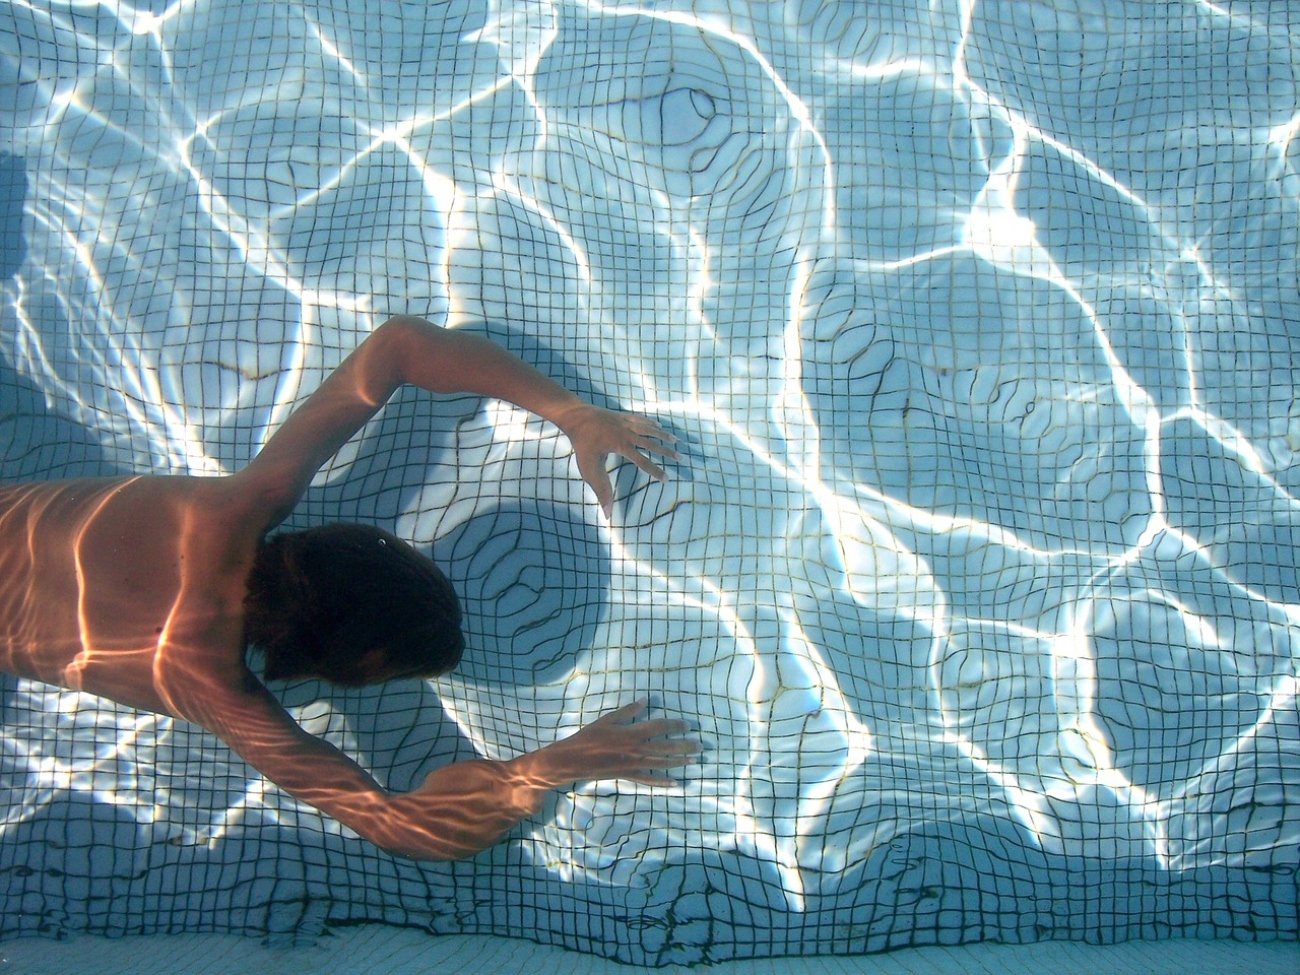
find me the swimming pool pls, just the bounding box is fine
[1,0,1297,966]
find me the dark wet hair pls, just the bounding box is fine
[243,523,464,686]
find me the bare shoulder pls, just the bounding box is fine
[147,475,270,592]
[116,473,275,542]
[0,473,265,563]
[174,668,319,760]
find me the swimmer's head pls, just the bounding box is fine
[243,523,464,686]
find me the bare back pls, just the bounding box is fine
[0,475,263,716]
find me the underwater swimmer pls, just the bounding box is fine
[0,315,696,860]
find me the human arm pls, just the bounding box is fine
[197,690,697,860]
[235,316,676,526]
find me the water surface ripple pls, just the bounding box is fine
[1,0,1297,963]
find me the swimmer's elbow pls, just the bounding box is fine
[293,786,484,862]
[376,315,456,389]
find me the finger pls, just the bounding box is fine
[635,719,693,739]
[647,737,701,756]
[631,436,679,460]
[620,449,667,482]
[622,771,681,788]
[597,699,648,724]
[635,751,698,769]
[579,460,615,516]
[629,419,677,444]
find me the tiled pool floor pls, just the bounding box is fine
[1,928,1294,975]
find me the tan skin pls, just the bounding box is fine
[0,315,697,860]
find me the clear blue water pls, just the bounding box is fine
[1,0,1297,965]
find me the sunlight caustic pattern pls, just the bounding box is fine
[1,0,1298,964]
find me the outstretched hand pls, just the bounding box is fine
[523,699,700,789]
[553,404,678,517]
[383,700,698,859]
